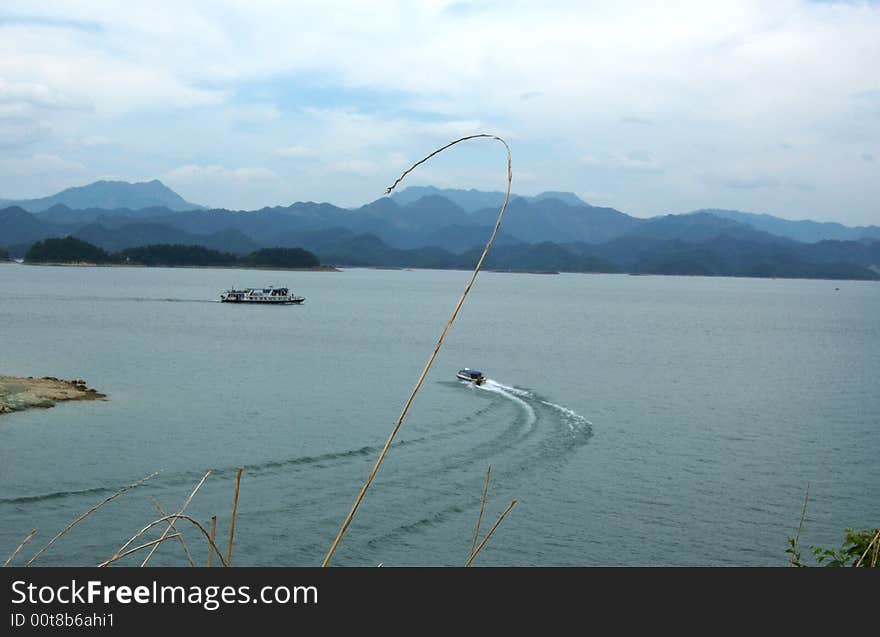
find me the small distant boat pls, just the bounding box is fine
[456,368,486,385]
[220,286,304,304]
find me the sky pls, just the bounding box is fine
[0,1,878,225]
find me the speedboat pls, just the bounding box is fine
[456,368,485,385]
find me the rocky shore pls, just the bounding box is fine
[0,376,106,415]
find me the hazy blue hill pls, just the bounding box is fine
[36,203,194,228]
[418,224,523,253]
[471,197,641,244]
[795,239,880,269]
[391,186,511,212]
[6,183,878,280]
[623,211,774,242]
[698,209,880,243]
[3,180,203,213]
[390,186,589,212]
[393,195,473,239]
[628,235,878,280]
[73,222,260,255]
[0,206,60,245]
[472,241,618,273]
[527,191,589,207]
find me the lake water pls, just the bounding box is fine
[1,263,877,566]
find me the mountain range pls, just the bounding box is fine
[0,179,203,213]
[1,180,878,280]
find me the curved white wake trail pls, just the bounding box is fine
[477,379,536,429]
[539,400,592,432]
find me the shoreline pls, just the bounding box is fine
[4,260,877,282]
[17,261,339,272]
[0,376,106,416]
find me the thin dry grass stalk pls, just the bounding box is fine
[102,514,227,567]
[208,516,217,567]
[149,496,195,567]
[465,500,518,567]
[26,470,160,566]
[789,481,810,566]
[855,528,880,568]
[141,471,210,566]
[322,133,512,567]
[99,534,181,568]
[4,529,37,567]
[470,465,492,560]
[226,467,243,567]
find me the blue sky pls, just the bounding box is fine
[0,1,878,224]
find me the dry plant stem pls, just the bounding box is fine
[855,528,880,568]
[4,529,37,567]
[102,514,227,567]
[464,500,518,567]
[470,465,492,560]
[99,534,181,568]
[208,516,217,567]
[149,496,195,567]
[26,470,160,566]
[226,467,243,567]
[789,481,810,566]
[322,133,512,567]
[141,471,210,567]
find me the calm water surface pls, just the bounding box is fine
[1,263,877,565]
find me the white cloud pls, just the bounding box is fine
[165,164,279,184]
[274,144,313,159]
[78,135,111,147]
[0,1,877,222]
[0,153,88,197]
[162,163,282,209]
[580,153,664,174]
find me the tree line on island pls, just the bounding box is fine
[24,237,321,269]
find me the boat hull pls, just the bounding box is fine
[221,297,304,304]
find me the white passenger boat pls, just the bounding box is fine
[220,286,304,304]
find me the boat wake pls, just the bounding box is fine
[358,377,594,558]
[476,379,537,431]
[478,379,591,434]
[1,377,595,566]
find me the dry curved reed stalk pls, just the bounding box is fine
[101,513,227,567]
[226,467,243,567]
[465,499,517,567]
[855,528,880,568]
[470,465,492,560]
[208,515,218,566]
[100,534,181,567]
[322,133,512,567]
[141,471,210,566]
[789,481,810,566]
[26,470,160,566]
[4,529,37,567]
[149,496,195,567]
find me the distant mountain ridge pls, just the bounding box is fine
[693,208,880,243]
[2,181,878,280]
[0,180,204,213]
[390,185,589,211]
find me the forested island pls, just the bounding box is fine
[24,237,325,269]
